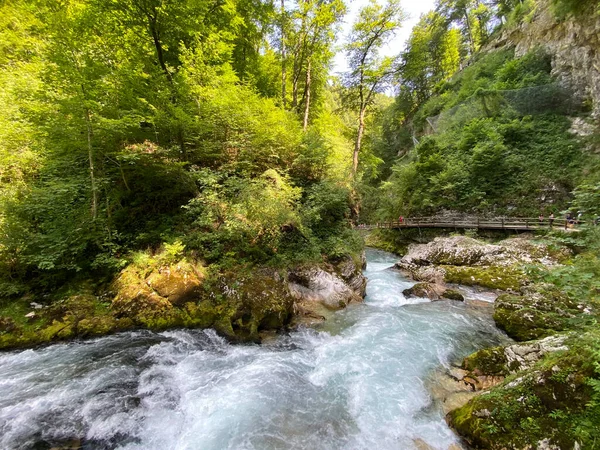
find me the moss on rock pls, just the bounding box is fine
[448,335,599,450]
[442,289,465,301]
[463,346,509,376]
[442,265,526,291]
[493,285,584,341]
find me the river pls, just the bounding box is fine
[0,249,509,450]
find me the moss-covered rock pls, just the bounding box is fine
[442,265,526,291]
[0,292,136,350]
[463,346,509,377]
[145,260,205,305]
[449,341,597,449]
[442,289,465,301]
[0,316,17,333]
[214,270,295,341]
[0,250,366,350]
[493,284,584,341]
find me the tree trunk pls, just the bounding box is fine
[148,15,173,83]
[302,59,311,131]
[84,108,98,221]
[463,11,476,55]
[353,108,366,176]
[281,0,287,109]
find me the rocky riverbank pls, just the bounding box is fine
[0,251,366,350]
[380,231,599,449]
[392,234,565,303]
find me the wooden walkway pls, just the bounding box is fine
[359,217,583,232]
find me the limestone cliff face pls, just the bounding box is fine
[488,1,600,115]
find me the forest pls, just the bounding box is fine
[1,0,600,447]
[1,0,596,300]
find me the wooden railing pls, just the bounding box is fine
[357,217,585,231]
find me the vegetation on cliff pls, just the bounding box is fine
[358,0,598,222]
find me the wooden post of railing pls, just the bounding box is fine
[525,218,528,229]
[477,217,480,229]
[501,218,505,229]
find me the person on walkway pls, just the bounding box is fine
[565,212,573,229]
[549,213,555,228]
[398,216,404,224]
[538,213,544,225]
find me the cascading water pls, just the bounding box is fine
[0,249,509,450]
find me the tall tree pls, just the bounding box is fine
[290,0,345,129]
[344,0,403,176]
[437,0,492,55]
[400,11,462,107]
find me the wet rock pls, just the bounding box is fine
[448,367,469,381]
[402,282,443,300]
[413,438,435,450]
[288,266,364,310]
[403,283,465,302]
[442,289,465,301]
[215,271,295,340]
[335,254,368,298]
[427,369,479,415]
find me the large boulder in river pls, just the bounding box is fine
[288,254,367,312]
[403,283,465,301]
[288,267,362,309]
[395,236,557,291]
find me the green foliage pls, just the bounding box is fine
[550,0,600,19]
[369,49,583,219]
[0,0,360,300]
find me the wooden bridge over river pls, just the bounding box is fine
[359,217,583,232]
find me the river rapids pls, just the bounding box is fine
[0,249,509,450]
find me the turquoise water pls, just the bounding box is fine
[0,249,507,450]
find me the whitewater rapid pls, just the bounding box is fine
[0,249,508,450]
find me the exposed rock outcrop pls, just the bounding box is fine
[395,236,557,292]
[288,254,367,322]
[487,0,600,116]
[448,331,593,450]
[494,284,587,341]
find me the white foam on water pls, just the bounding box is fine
[0,249,509,450]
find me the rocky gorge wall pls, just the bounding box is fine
[487,0,600,116]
